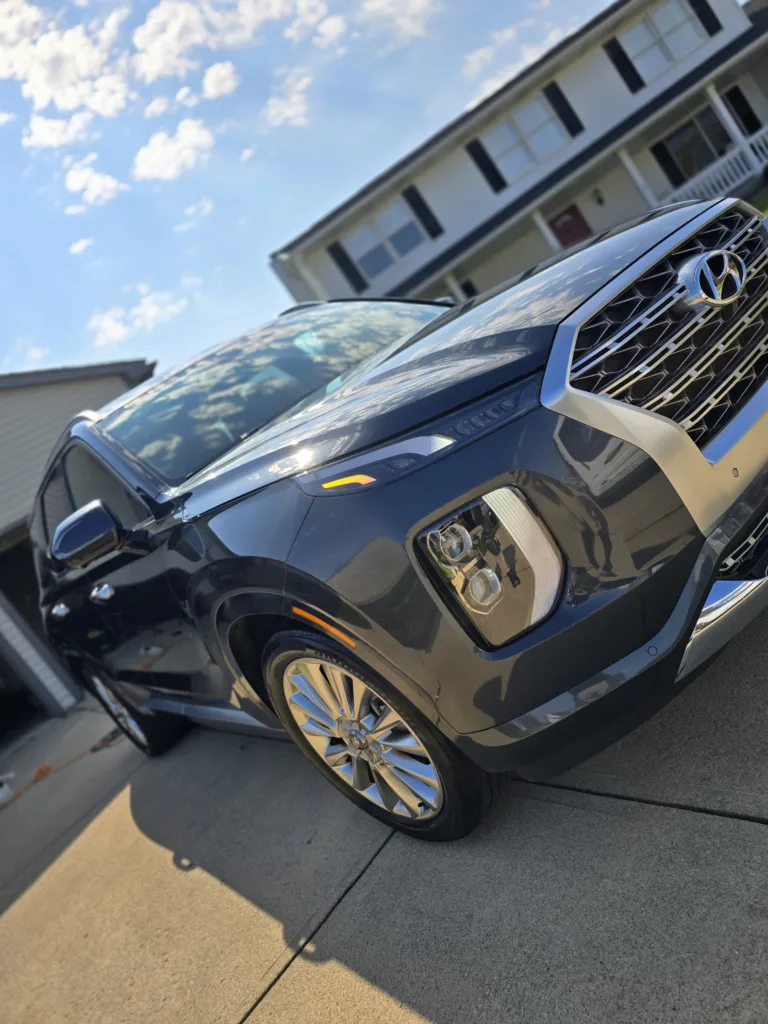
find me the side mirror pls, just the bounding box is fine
[51,500,123,570]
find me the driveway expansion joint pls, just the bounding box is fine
[523,779,768,827]
[238,828,395,1024]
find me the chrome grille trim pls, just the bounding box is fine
[568,208,768,451]
[603,246,768,404]
[570,214,764,382]
[541,199,768,536]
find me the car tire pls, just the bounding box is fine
[87,672,189,756]
[263,630,498,841]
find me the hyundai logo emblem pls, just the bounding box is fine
[679,249,747,309]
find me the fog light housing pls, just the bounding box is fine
[417,486,564,647]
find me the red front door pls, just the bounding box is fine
[548,205,593,248]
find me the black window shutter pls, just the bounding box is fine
[543,82,584,138]
[725,85,762,136]
[651,142,685,188]
[466,139,507,193]
[689,0,722,36]
[327,241,366,294]
[604,38,645,94]
[402,185,444,239]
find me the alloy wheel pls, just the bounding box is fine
[90,676,149,749]
[282,657,444,819]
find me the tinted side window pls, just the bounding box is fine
[41,464,74,542]
[64,446,146,529]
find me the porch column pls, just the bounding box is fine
[443,272,465,302]
[705,83,760,172]
[532,209,563,253]
[617,147,658,208]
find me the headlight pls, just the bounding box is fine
[418,486,563,647]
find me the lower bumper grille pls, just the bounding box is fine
[720,506,768,579]
[570,206,768,451]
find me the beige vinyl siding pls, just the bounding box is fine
[0,375,127,536]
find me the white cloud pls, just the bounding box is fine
[173,220,195,232]
[65,152,130,205]
[7,8,131,116]
[0,112,16,125]
[463,25,521,80]
[358,0,439,42]
[285,0,327,43]
[70,236,93,254]
[145,96,169,118]
[132,290,187,331]
[470,28,565,104]
[262,67,312,128]
[22,111,92,148]
[132,118,214,180]
[131,0,292,83]
[240,146,254,162]
[181,274,202,288]
[185,196,213,216]
[86,70,130,117]
[88,289,187,347]
[25,343,50,362]
[313,15,346,48]
[202,60,239,99]
[132,1,210,83]
[64,203,86,214]
[88,307,133,347]
[175,84,198,107]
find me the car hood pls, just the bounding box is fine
[182,200,715,518]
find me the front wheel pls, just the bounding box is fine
[88,674,188,756]
[263,631,497,841]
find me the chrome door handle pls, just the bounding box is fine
[51,602,70,619]
[90,583,116,604]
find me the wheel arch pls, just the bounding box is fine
[221,597,440,727]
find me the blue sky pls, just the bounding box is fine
[0,0,624,375]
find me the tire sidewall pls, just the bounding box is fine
[263,630,490,840]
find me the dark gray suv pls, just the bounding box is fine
[32,198,768,840]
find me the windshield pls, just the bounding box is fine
[100,301,442,485]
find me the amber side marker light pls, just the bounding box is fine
[291,606,357,648]
[321,474,375,490]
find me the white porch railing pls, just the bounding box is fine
[750,123,768,166]
[666,148,757,203]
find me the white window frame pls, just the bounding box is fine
[619,0,706,85]
[481,92,569,187]
[343,198,426,282]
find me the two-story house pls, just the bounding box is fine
[271,0,768,303]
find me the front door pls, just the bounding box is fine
[40,442,208,697]
[548,204,593,248]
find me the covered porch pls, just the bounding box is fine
[415,38,768,302]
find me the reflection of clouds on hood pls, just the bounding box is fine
[101,300,440,483]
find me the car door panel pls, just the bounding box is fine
[39,441,213,697]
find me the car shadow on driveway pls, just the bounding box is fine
[123,614,768,1023]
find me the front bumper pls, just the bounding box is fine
[454,533,768,777]
[678,578,768,680]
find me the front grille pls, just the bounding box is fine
[570,206,768,450]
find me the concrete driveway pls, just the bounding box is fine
[3,614,768,1023]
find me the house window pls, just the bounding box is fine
[481,95,567,187]
[618,0,705,85]
[651,105,732,187]
[343,198,425,281]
